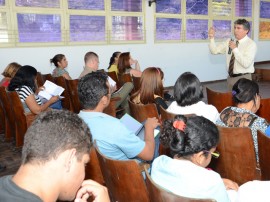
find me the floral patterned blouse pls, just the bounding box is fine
[52,68,69,77]
[216,106,269,162]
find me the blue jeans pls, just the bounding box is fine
[49,100,62,110]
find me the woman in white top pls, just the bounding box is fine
[167,72,219,122]
[151,115,238,202]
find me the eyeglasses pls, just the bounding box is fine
[204,150,220,158]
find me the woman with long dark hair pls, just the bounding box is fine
[8,65,59,114]
[117,52,142,78]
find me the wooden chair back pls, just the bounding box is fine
[0,87,16,142]
[107,71,121,89]
[210,126,261,185]
[132,75,141,92]
[128,99,159,122]
[144,166,216,202]
[0,101,4,134]
[257,97,270,122]
[54,76,72,111]
[160,106,177,121]
[103,97,120,117]
[118,73,132,87]
[7,91,36,147]
[85,148,105,185]
[257,130,270,180]
[36,72,44,87]
[206,87,233,113]
[42,73,55,84]
[66,79,81,114]
[95,142,150,202]
[254,68,270,81]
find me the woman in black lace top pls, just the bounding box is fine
[216,78,270,161]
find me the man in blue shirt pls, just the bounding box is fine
[78,71,159,161]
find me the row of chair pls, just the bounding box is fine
[127,98,270,185]
[0,87,35,147]
[107,71,141,93]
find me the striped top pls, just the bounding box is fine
[15,85,42,113]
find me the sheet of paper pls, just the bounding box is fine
[38,80,64,100]
[120,113,143,135]
[108,76,116,87]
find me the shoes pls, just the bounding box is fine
[0,164,6,172]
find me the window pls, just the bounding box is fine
[186,19,208,40]
[16,0,59,8]
[259,0,270,40]
[111,0,142,12]
[109,0,144,43]
[155,0,181,41]
[0,12,8,43]
[69,15,105,42]
[235,0,252,17]
[1,0,144,47]
[155,0,254,42]
[156,18,181,41]
[156,0,181,14]
[17,13,61,42]
[212,0,232,16]
[68,0,104,10]
[111,16,143,42]
[186,0,208,15]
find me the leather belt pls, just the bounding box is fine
[230,73,249,78]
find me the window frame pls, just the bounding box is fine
[0,0,145,47]
[154,0,254,43]
[259,0,270,41]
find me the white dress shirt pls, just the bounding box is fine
[209,35,257,74]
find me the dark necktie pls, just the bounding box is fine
[228,40,239,76]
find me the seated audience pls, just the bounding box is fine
[0,62,21,87]
[8,65,59,114]
[79,51,133,114]
[131,67,168,113]
[151,115,238,202]
[167,72,219,122]
[108,51,121,74]
[78,71,159,161]
[117,52,142,78]
[0,110,109,202]
[216,78,270,162]
[51,54,72,80]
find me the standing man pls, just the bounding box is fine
[209,19,257,90]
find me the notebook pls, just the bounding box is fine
[120,113,159,139]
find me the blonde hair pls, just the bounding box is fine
[2,62,21,78]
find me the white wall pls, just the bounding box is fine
[0,1,269,87]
